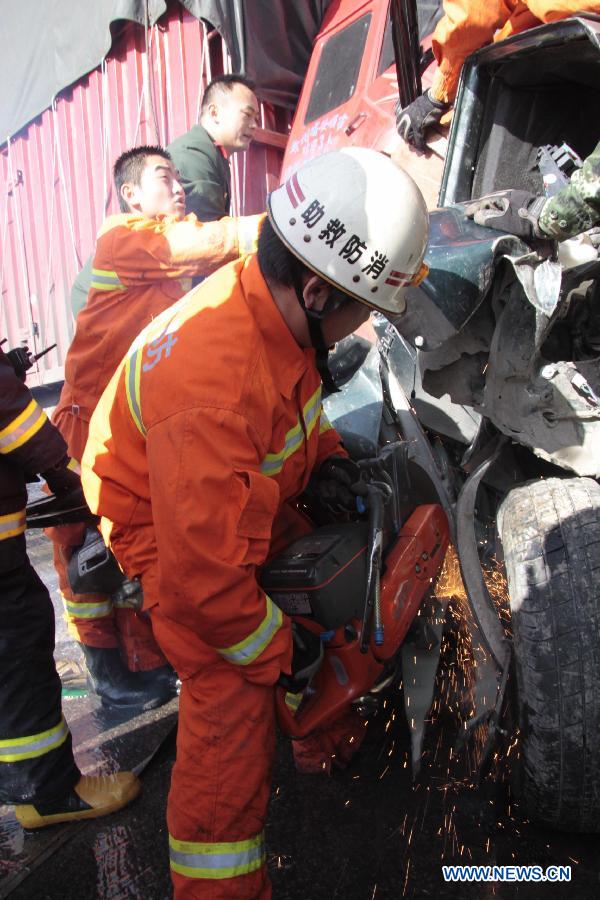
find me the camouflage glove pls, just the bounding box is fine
[465,190,548,240]
[395,90,449,151]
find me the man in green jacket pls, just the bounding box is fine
[71,74,260,316]
[169,73,259,221]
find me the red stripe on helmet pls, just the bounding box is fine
[285,179,299,208]
[292,172,305,203]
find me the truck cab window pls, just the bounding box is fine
[304,14,372,124]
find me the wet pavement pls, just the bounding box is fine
[1,526,598,899]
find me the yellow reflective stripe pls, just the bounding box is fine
[67,457,81,474]
[0,716,69,762]
[90,268,126,291]
[0,399,47,454]
[303,389,322,438]
[125,348,146,436]
[0,509,26,540]
[261,386,322,477]
[169,831,265,880]
[65,598,113,619]
[217,596,282,666]
[261,421,303,476]
[319,410,333,434]
[284,691,302,713]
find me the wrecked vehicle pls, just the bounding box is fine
[284,5,600,833]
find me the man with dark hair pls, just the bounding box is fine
[71,76,259,316]
[0,345,140,829]
[82,148,429,898]
[168,73,259,222]
[50,144,263,710]
[113,145,174,211]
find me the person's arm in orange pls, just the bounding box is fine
[99,212,264,286]
[145,405,293,686]
[430,0,514,104]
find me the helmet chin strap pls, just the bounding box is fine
[293,276,341,394]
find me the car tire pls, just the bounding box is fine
[497,477,600,833]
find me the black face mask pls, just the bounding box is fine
[292,280,354,393]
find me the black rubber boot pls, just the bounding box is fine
[137,664,181,696]
[81,646,176,710]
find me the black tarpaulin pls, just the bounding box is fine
[0,1,443,144]
[0,1,168,143]
[0,0,333,143]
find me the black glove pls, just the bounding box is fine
[396,90,450,151]
[278,622,324,693]
[6,345,33,382]
[464,190,548,240]
[316,456,362,513]
[42,458,85,500]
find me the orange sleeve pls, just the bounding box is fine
[108,213,264,285]
[145,405,292,685]
[527,0,600,22]
[430,0,515,103]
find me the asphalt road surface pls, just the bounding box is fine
[1,525,598,900]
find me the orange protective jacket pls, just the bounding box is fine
[53,211,262,462]
[431,0,600,103]
[82,254,345,684]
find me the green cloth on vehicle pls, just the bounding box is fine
[540,139,600,241]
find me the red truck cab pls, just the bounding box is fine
[281,0,439,201]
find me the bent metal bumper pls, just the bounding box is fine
[455,435,512,769]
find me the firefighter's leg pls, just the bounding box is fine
[114,607,170,671]
[0,536,80,804]
[168,659,274,899]
[51,527,119,649]
[52,535,174,710]
[0,535,140,826]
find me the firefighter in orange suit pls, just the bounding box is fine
[82,148,429,897]
[397,0,600,149]
[0,345,140,829]
[49,144,263,711]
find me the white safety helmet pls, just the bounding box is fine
[268,147,429,315]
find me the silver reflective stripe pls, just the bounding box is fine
[90,268,126,291]
[0,716,69,762]
[65,599,112,619]
[319,411,333,434]
[125,348,146,436]
[0,509,26,539]
[304,397,321,437]
[260,386,322,477]
[260,422,303,476]
[170,843,264,872]
[169,832,265,879]
[217,598,282,666]
[0,400,46,454]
